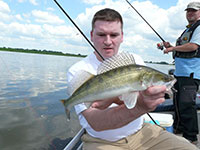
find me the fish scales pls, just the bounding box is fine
[62,63,175,119]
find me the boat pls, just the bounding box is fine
[63,69,200,149]
[64,95,200,150]
[63,128,85,150]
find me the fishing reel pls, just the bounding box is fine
[157,42,164,50]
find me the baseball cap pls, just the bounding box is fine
[185,1,200,11]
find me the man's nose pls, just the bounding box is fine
[104,36,112,45]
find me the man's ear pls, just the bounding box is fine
[90,30,93,42]
[121,31,124,43]
[122,31,124,41]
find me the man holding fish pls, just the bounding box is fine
[65,8,197,149]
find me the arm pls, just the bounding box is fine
[163,26,200,54]
[82,85,166,131]
[164,42,199,54]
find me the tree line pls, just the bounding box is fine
[0,47,87,58]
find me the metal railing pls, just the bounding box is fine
[63,128,85,150]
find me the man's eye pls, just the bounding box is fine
[111,34,118,37]
[98,34,105,36]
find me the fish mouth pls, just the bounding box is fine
[165,78,176,89]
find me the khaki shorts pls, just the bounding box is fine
[81,123,198,150]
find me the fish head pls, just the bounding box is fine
[141,69,176,87]
[140,67,176,98]
[155,73,174,82]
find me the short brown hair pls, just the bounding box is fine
[92,8,123,31]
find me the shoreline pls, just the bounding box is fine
[0,47,86,58]
[0,47,173,65]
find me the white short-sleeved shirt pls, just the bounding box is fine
[67,52,145,141]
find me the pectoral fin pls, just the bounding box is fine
[120,92,139,109]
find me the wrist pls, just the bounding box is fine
[168,47,174,53]
[129,104,146,119]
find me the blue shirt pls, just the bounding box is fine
[174,57,200,79]
[174,25,200,80]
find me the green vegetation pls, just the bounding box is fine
[0,47,87,58]
[145,61,173,65]
[0,47,172,65]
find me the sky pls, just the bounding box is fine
[0,0,196,63]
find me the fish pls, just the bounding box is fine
[61,52,176,120]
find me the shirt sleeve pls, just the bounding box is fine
[190,26,200,46]
[66,60,90,115]
[132,53,146,66]
[74,103,88,115]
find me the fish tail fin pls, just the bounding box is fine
[60,99,71,120]
[60,99,66,105]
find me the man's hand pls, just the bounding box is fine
[82,85,166,131]
[163,42,172,48]
[164,47,174,54]
[162,42,174,54]
[135,85,166,113]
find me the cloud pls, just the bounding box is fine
[42,24,77,37]
[0,0,193,63]
[15,14,24,21]
[8,22,42,38]
[18,0,25,3]
[31,10,65,25]
[46,7,54,11]
[73,0,175,62]
[0,1,10,13]
[81,0,104,5]
[0,1,12,23]
[0,12,11,22]
[30,0,38,5]
[17,0,38,5]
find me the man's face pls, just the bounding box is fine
[186,9,200,24]
[91,20,123,61]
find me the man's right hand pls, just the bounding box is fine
[135,85,166,113]
[163,42,171,48]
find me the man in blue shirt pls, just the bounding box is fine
[164,1,200,144]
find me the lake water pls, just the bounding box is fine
[0,51,174,150]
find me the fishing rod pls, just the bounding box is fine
[125,0,167,125]
[126,0,166,50]
[53,0,104,61]
[53,0,159,126]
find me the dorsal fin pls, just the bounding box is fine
[97,52,135,74]
[67,70,94,96]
